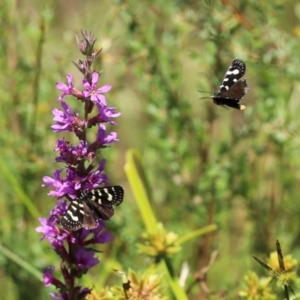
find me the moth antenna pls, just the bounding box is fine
[197,90,211,93]
[198,90,212,101]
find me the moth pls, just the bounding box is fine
[61,185,124,230]
[210,58,249,110]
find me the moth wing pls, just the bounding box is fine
[218,59,246,93]
[221,79,248,99]
[61,200,84,231]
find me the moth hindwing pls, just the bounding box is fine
[61,185,124,231]
[210,58,249,110]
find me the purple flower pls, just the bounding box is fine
[51,200,68,217]
[96,124,118,146]
[54,137,70,153]
[82,72,111,106]
[55,139,89,165]
[43,266,55,287]
[56,74,74,100]
[93,228,114,244]
[82,159,108,189]
[36,202,69,247]
[91,221,114,244]
[76,220,113,245]
[36,216,58,240]
[95,105,121,124]
[42,170,75,198]
[65,168,87,191]
[71,140,88,158]
[76,248,99,270]
[51,101,83,132]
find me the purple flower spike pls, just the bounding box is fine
[38,30,123,299]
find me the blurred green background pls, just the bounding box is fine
[1,0,300,299]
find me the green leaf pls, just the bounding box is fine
[124,149,157,233]
[0,157,40,218]
[0,243,41,280]
[177,224,218,245]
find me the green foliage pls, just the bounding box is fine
[1,0,300,299]
[125,149,216,298]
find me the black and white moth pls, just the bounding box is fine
[211,58,249,110]
[61,185,124,231]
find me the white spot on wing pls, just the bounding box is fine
[66,210,79,221]
[220,85,229,90]
[226,69,240,75]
